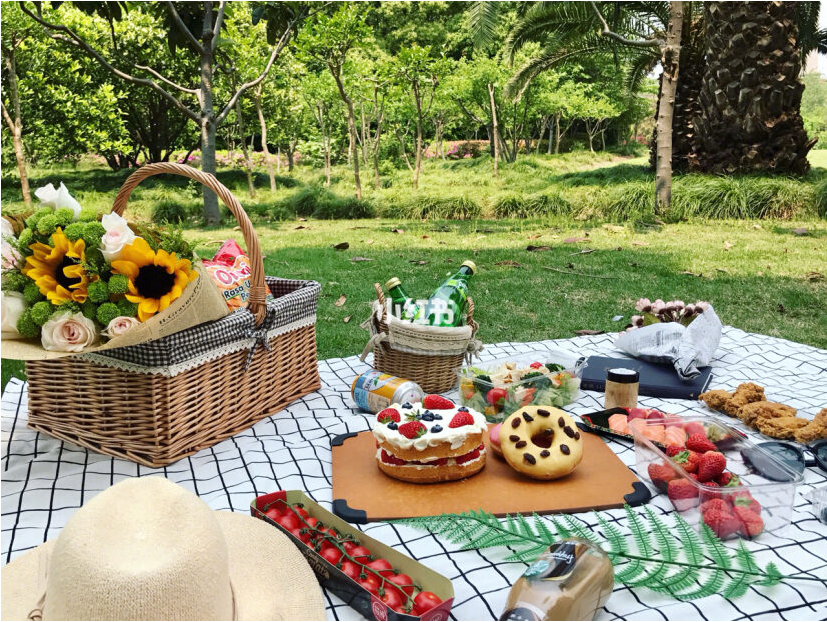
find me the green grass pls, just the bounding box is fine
[2,150,826,390]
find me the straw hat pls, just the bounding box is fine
[0,477,326,621]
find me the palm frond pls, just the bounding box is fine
[391,505,824,602]
[467,1,501,50]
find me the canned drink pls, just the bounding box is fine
[351,371,425,413]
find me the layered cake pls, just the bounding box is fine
[371,395,488,484]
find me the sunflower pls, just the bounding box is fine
[22,228,90,305]
[111,237,198,322]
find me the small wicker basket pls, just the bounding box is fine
[24,163,321,467]
[362,283,481,393]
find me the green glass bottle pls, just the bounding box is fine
[385,277,418,320]
[418,260,476,327]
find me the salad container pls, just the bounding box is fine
[632,416,803,540]
[457,350,584,422]
[252,490,454,620]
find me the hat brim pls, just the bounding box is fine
[1,511,326,621]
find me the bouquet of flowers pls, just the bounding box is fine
[627,298,710,331]
[1,183,198,352]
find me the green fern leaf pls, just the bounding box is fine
[700,523,733,570]
[673,514,705,566]
[550,516,573,539]
[722,542,764,599]
[504,543,549,562]
[735,541,761,575]
[594,513,627,558]
[676,569,726,601]
[516,513,535,539]
[755,562,783,586]
[562,514,600,544]
[532,513,558,545]
[625,504,653,558]
[613,558,646,583]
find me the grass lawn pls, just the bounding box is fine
[2,151,826,390]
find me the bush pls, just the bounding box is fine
[278,186,374,220]
[152,200,194,224]
[273,175,301,189]
[814,177,827,218]
[494,192,572,218]
[384,195,482,220]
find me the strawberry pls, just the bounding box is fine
[702,508,741,539]
[448,411,475,428]
[729,491,761,514]
[731,506,764,538]
[716,471,741,487]
[699,481,721,503]
[647,462,677,492]
[686,434,717,453]
[697,451,726,482]
[422,395,454,410]
[672,450,700,474]
[665,445,684,457]
[398,421,427,439]
[667,478,699,512]
[455,448,481,464]
[380,450,406,466]
[377,408,401,424]
[699,498,730,515]
[684,422,706,437]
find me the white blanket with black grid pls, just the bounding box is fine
[2,327,826,620]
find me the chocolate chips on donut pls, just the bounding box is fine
[560,444,570,455]
[574,431,581,440]
[564,426,575,438]
[524,453,536,465]
[558,416,565,427]
[515,440,527,448]
[509,435,520,442]
[540,450,550,458]
[522,411,534,423]
[511,418,521,428]
[537,409,550,417]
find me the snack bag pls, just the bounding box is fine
[204,239,272,311]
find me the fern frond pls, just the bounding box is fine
[504,543,550,563]
[532,513,558,545]
[626,504,653,558]
[673,513,705,566]
[562,514,600,544]
[701,523,733,570]
[594,513,626,560]
[550,516,573,539]
[755,562,783,587]
[676,569,726,601]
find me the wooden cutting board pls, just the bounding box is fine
[331,425,650,523]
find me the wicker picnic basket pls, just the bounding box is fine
[360,283,481,393]
[24,163,321,467]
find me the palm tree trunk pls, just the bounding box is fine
[655,1,684,211]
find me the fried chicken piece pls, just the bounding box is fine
[739,401,797,427]
[699,389,733,413]
[725,382,766,417]
[754,416,810,440]
[794,408,827,444]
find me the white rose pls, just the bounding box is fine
[99,212,136,263]
[1,291,26,338]
[40,311,98,352]
[34,182,82,219]
[102,315,139,339]
[0,217,14,240]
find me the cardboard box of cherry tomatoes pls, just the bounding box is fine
[251,490,454,621]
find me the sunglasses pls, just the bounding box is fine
[742,439,827,481]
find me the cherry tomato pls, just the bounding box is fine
[357,576,380,596]
[289,527,312,545]
[304,517,320,530]
[343,541,359,555]
[387,573,415,596]
[365,558,394,577]
[379,585,403,610]
[340,560,361,580]
[320,546,343,565]
[529,362,543,369]
[264,507,282,522]
[486,387,508,407]
[294,507,310,520]
[414,591,442,613]
[350,545,372,564]
[278,513,300,531]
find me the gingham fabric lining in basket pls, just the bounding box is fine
[77,277,320,377]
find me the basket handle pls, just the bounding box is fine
[373,282,476,329]
[112,163,267,325]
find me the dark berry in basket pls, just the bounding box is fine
[422,413,434,422]
[387,422,398,430]
[433,414,443,420]
[431,425,443,433]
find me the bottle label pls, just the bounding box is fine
[352,371,393,412]
[499,602,545,621]
[524,541,579,581]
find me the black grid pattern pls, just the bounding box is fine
[3,327,826,621]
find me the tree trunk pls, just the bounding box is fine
[655,1,684,211]
[277,146,281,173]
[199,7,220,225]
[235,99,255,198]
[488,83,499,177]
[254,89,276,191]
[330,64,361,199]
[1,46,31,206]
[396,128,413,171]
[554,112,561,154]
[412,81,424,190]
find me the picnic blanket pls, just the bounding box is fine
[2,327,826,620]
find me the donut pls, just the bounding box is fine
[489,423,504,459]
[500,406,583,480]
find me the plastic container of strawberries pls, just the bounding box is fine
[631,416,803,540]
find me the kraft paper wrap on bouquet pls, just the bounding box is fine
[1,263,230,360]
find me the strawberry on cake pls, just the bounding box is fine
[372,395,488,484]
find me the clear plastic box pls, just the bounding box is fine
[456,350,584,423]
[632,416,803,540]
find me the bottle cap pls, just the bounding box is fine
[607,368,639,384]
[385,277,401,290]
[461,260,477,274]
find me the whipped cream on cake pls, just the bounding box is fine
[371,399,488,484]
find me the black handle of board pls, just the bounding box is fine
[333,499,367,524]
[624,481,652,507]
[331,432,359,447]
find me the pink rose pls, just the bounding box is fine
[102,316,139,339]
[40,311,98,352]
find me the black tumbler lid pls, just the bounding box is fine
[607,368,639,384]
